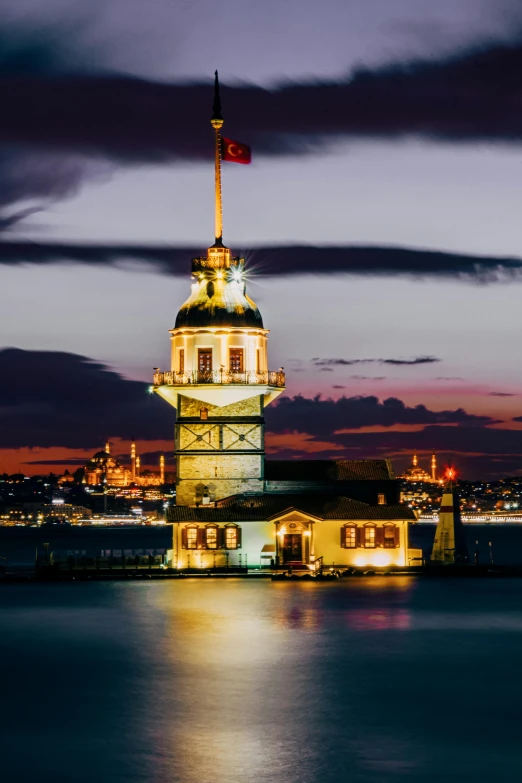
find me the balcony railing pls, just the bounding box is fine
[153,369,285,388]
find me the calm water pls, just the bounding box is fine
[3,578,522,782]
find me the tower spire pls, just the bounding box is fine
[211,70,224,245]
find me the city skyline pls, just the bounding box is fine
[2,0,522,478]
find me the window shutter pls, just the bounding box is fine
[236,526,242,549]
[376,527,384,547]
[356,526,363,548]
[197,527,205,548]
[181,527,188,549]
[394,527,401,548]
[340,526,346,548]
[218,527,225,549]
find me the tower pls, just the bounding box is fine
[105,438,110,455]
[160,454,165,484]
[431,468,468,563]
[136,455,141,479]
[131,439,136,483]
[431,452,437,482]
[412,453,418,468]
[153,72,285,506]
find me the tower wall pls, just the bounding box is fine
[175,393,265,505]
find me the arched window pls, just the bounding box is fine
[363,524,377,548]
[224,525,241,550]
[205,525,218,549]
[341,525,357,549]
[383,524,399,548]
[182,525,199,549]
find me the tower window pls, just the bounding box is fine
[198,349,212,374]
[256,348,261,374]
[200,407,208,420]
[178,349,185,373]
[229,348,244,373]
[378,493,386,505]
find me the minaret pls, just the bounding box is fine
[153,72,285,506]
[431,452,437,482]
[131,439,136,483]
[431,468,468,564]
[136,455,141,479]
[105,438,110,455]
[412,453,418,467]
[160,454,165,484]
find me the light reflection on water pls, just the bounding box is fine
[3,578,522,782]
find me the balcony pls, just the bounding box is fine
[153,369,285,388]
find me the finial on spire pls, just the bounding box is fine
[212,70,223,124]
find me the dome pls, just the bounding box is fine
[175,275,263,329]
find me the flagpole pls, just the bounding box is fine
[211,70,224,244]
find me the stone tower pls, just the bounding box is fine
[153,72,285,506]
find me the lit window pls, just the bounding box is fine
[344,526,356,548]
[206,527,218,549]
[198,349,212,373]
[225,527,238,549]
[384,526,397,548]
[200,407,208,420]
[364,527,376,548]
[229,348,244,373]
[186,528,198,549]
[378,493,386,505]
[179,349,185,373]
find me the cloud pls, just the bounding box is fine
[312,356,440,367]
[0,348,173,448]
[3,20,522,211]
[3,242,522,284]
[332,385,346,389]
[350,375,387,381]
[0,348,518,479]
[490,392,517,397]
[265,394,491,439]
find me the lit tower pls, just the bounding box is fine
[431,452,437,482]
[131,439,136,482]
[135,455,141,479]
[153,72,285,506]
[431,467,468,564]
[160,454,165,484]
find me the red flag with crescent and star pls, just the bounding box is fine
[221,136,251,164]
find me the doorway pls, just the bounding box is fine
[282,533,302,563]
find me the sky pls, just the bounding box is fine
[2,0,522,478]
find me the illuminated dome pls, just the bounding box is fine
[175,245,263,329]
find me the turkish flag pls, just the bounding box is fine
[221,137,251,164]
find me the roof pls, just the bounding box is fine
[166,493,416,523]
[175,276,263,329]
[264,459,395,482]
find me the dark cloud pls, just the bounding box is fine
[265,394,491,438]
[351,376,387,381]
[0,348,173,449]
[312,356,440,367]
[490,392,517,397]
[2,21,522,210]
[0,348,518,480]
[6,37,522,165]
[332,385,346,389]
[1,241,521,283]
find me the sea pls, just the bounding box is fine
[3,577,522,782]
